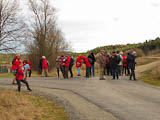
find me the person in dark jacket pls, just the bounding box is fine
[127,51,137,80]
[110,51,119,80]
[69,56,75,78]
[88,52,96,77]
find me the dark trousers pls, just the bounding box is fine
[106,65,112,76]
[127,65,130,75]
[57,68,60,77]
[16,79,31,92]
[91,64,95,77]
[130,68,136,80]
[112,68,119,80]
[62,66,69,79]
[123,66,127,75]
[86,67,91,78]
[25,70,32,77]
[69,66,73,78]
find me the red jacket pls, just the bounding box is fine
[61,56,71,67]
[79,56,91,67]
[42,58,48,69]
[12,58,21,70]
[123,56,127,67]
[76,56,82,68]
[15,66,24,80]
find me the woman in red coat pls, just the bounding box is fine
[42,56,49,77]
[11,54,21,84]
[79,56,91,78]
[15,65,32,92]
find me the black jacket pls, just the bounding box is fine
[110,55,119,69]
[88,53,96,65]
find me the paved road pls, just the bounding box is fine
[0,76,160,120]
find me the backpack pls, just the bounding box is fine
[88,57,93,64]
[13,67,20,75]
[117,55,122,64]
[62,56,68,63]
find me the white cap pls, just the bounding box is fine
[42,56,46,59]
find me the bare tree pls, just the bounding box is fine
[27,0,69,70]
[0,0,25,52]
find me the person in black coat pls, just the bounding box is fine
[127,51,137,80]
[69,56,75,78]
[110,51,119,80]
[88,52,96,77]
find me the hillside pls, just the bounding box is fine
[87,37,160,56]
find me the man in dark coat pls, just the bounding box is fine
[110,51,119,80]
[127,51,137,80]
[88,52,96,77]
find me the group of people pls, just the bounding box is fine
[11,54,32,92]
[56,50,137,81]
[97,50,137,80]
[11,50,137,91]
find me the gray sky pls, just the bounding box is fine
[22,0,160,52]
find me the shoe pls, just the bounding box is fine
[100,78,105,80]
[27,88,32,91]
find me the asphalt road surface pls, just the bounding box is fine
[0,76,160,120]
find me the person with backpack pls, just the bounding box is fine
[88,52,96,77]
[97,50,106,80]
[11,54,21,84]
[117,51,123,76]
[106,53,112,76]
[127,51,137,80]
[61,54,71,79]
[15,63,32,92]
[69,56,75,78]
[41,56,49,77]
[110,51,119,80]
[76,56,82,76]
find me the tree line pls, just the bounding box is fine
[0,0,69,70]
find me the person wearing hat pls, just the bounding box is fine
[127,51,137,80]
[41,56,49,77]
[97,50,107,80]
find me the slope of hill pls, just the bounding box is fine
[87,37,160,56]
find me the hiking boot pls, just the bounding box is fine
[27,88,32,91]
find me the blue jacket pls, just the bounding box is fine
[127,54,136,70]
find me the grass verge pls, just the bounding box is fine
[140,67,160,87]
[0,90,69,120]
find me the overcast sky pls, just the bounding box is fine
[22,0,160,52]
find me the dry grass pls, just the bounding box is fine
[0,90,69,120]
[140,65,160,87]
[136,58,159,66]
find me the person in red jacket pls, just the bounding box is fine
[61,54,71,79]
[79,56,91,78]
[122,55,127,75]
[76,56,82,76]
[42,56,49,77]
[16,65,32,92]
[11,54,21,84]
